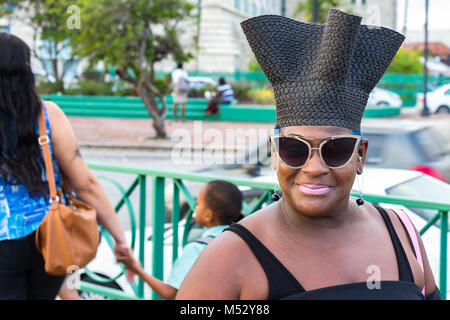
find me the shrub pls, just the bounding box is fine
[248,87,275,105]
[231,82,253,103]
[113,80,137,96]
[36,79,65,95]
[65,80,113,96]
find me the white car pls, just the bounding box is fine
[367,87,403,108]
[416,84,450,114]
[79,167,450,300]
[187,76,217,91]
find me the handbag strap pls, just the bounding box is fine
[394,209,426,296]
[38,104,58,201]
[37,103,73,201]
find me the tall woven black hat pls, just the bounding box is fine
[241,9,405,132]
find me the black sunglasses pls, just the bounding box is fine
[271,134,361,169]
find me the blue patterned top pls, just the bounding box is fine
[0,107,61,241]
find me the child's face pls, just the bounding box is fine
[194,186,210,227]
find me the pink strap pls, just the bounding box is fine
[395,209,426,296]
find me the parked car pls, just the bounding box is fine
[416,84,450,114]
[196,119,450,182]
[161,119,450,221]
[79,167,450,300]
[187,76,217,91]
[361,119,450,182]
[367,87,403,108]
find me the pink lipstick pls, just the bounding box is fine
[298,184,331,195]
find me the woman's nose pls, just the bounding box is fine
[301,148,330,174]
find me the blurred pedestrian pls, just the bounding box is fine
[171,63,190,121]
[204,77,234,115]
[118,180,243,299]
[0,33,130,300]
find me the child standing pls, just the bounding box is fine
[117,180,243,299]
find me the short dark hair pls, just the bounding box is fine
[204,180,243,225]
[177,62,183,69]
[218,77,226,85]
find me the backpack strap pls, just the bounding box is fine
[394,209,426,296]
[194,235,215,245]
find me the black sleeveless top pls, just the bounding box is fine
[224,204,441,300]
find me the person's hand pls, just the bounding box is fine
[116,247,142,274]
[113,241,130,262]
[126,269,137,283]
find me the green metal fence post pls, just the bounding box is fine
[172,180,180,262]
[440,211,448,300]
[138,175,146,299]
[152,176,166,300]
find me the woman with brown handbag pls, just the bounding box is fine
[0,33,129,300]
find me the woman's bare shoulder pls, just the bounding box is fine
[42,100,65,118]
[176,210,273,299]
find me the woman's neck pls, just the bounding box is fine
[277,197,358,244]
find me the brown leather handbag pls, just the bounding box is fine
[35,106,100,276]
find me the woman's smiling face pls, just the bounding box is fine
[273,125,368,217]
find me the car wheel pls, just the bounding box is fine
[376,101,390,107]
[436,105,450,114]
[77,273,123,300]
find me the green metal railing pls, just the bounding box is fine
[78,162,449,300]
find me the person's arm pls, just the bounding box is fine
[176,231,243,299]
[415,224,439,297]
[133,264,177,300]
[390,209,438,297]
[118,251,177,299]
[44,101,128,256]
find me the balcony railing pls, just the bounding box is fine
[77,162,449,300]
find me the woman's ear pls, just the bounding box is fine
[357,139,369,175]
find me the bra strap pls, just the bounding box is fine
[395,209,426,296]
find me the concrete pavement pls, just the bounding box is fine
[69,111,449,152]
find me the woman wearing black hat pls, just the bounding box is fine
[176,9,441,300]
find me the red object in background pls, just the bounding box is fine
[410,165,447,182]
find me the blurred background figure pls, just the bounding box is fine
[204,77,234,115]
[171,63,190,122]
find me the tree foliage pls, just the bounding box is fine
[0,0,77,81]
[293,0,351,23]
[387,47,423,74]
[68,0,196,138]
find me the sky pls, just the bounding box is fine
[397,0,450,31]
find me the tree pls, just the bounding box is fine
[248,55,262,72]
[293,0,349,23]
[0,0,77,85]
[67,0,196,138]
[386,47,423,74]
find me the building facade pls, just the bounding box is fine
[183,0,398,73]
[156,0,282,73]
[350,0,397,30]
[1,1,399,77]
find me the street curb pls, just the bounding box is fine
[78,142,248,153]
